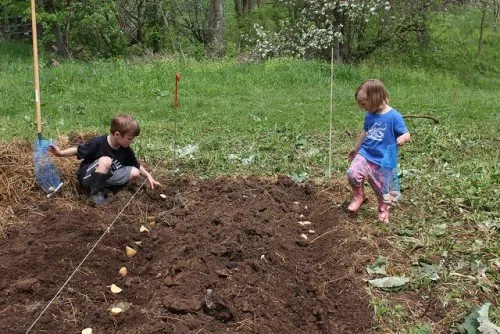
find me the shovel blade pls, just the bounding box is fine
[33,140,63,195]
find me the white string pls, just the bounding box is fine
[328,45,334,179]
[25,176,151,333]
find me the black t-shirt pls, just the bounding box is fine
[76,135,139,182]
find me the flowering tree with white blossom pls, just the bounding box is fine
[251,0,459,62]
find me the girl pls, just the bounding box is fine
[347,79,410,223]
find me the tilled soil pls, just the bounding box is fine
[0,175,378,334]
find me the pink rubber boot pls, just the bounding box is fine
[347,186,366,213]
[377,198,390,224]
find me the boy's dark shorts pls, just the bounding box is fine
[80,159,134,189]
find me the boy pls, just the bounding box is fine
[49,114,161,205]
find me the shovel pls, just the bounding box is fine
[30,0,63,198]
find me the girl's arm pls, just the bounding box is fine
[396,132,411,146]
[348,130,366,161]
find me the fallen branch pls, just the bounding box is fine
[418,284,434,318]
[403,115,439,124]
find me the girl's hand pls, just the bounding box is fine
[396,132,411,147]
[348,150,357,162]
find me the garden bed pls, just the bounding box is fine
[0,140,381,333]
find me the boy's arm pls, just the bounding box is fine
[49,145,78,157]
[396,132,411,146]
[139,164,161,189]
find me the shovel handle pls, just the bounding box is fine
[30,0,42,138]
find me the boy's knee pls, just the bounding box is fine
[129,167,140,180]
[99,156,112,167]
[95,156,112,172]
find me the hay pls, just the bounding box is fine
[0,205,19,238]
[0,136,91,205]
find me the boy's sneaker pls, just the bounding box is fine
[92,192,107,205]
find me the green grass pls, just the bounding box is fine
[0,40,499,332]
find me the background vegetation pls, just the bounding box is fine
[0,1,498,80]
[0,1,498,333]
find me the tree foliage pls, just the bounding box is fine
[0,0,227,58]
[0,0,496,69]
[249,0,471,62]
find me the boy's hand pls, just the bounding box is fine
[48,145,62,157]
[147,176,161,189]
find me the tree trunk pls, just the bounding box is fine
[136,0,144,44]
[477,3,486,58]
[52,27,70,57]
[235,0,259,16]
[43,0,71,57]
[333,41,342,63]
[208,0,224,57]
[234,0,243,16]
[493,0,499,33]
[243,0,256,14]
[63,0,72,58]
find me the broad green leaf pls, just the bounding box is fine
[241,155,255,165]
[176,144,198,159]
[366,256,388,275]
[368,276,409,291]
[227,154,239,162]
[458,303,500,334]
[477,303,500,334]
[410,324,431,334]
[430,223,448,237]
[471,260,486,277]
[414,261,440,281]
[290,172,308,183]
[457,308,479,334]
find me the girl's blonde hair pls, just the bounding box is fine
[110,114,140,136]
[355,79,389,112]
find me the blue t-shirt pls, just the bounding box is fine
[358,109,408,166]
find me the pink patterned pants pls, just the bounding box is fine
[347,154,384,199]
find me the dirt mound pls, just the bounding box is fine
[0,142,378,333]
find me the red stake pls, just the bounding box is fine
[174,72,181,110]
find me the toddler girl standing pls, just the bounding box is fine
[346,79,411,223]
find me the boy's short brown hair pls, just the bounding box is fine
[110,114,140,136]
[355,79,389,112]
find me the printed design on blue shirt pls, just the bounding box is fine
[366,122,387,142]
